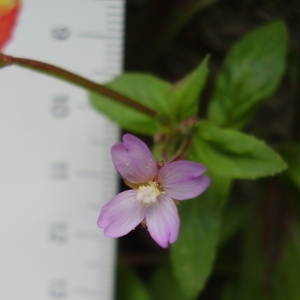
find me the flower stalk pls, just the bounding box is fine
[0,52,157,118]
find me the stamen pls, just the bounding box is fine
[137,181,161,204]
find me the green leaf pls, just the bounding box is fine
[90,59,209,134]
[171,174,231,298]
[168,56,209,121]
[116,266,152,300]
[90,73,170,135]
[149,264,191,300]
[280,143,300,189]
[208,21,287,128]
[190,121,287,179]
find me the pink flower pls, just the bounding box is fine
[97,134,210,248]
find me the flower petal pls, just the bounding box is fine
[145,195,180,248]
[158,161,210,200]
[111,134,158,184]
[97,190,145,238]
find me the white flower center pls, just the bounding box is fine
[137,181,162,204]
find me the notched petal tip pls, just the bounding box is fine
[145,195,180,248]
[97,190,145,238]
[158,160,210,200]
[111,134,158,184]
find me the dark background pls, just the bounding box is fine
[118,1,300,298]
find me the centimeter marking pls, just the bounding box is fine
[0,0,124,299]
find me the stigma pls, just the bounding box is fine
[137,181,162,204]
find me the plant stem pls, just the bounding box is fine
[0,52,157,118]
[169,135,192,162]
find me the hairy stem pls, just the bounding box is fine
[0,52,157,118]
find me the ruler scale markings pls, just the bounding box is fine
[79,33,122,40]
[91,70,119,77]
[108,13,123,17]
[107,20,123,25]
[73,288,102,298]
[105,61,123,67]
[106,50,123,55]
[107,24,123,31]
[106,29,124,34]
[75,231,101,241]
[75,171,116,182]
[105,52,124,59]
[0,0,124,299]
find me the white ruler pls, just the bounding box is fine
[0,0,124,299]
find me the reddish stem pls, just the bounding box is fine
[0,53,157,118]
